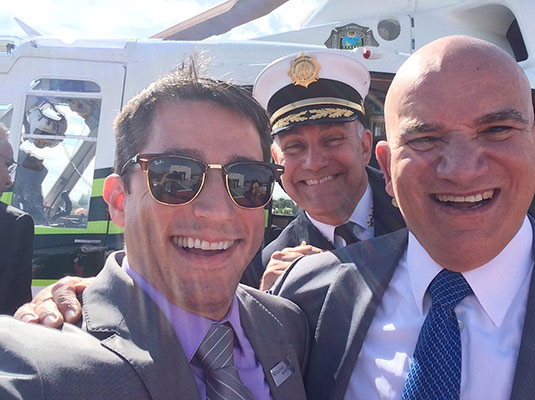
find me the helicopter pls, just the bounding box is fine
[1,0,533,291]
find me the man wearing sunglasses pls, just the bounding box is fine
[249,50,405,289]
[0,124,33,315]
[0,69,308,399]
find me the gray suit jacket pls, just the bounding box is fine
[273,220,535,400]
[0,251,309,400]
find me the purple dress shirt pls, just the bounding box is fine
[123,255,273,400]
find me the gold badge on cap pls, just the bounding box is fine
[288,54,321,88]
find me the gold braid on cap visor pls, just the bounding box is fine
[270,97,365,132]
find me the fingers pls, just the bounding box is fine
[13,276,91,327]
[33,297,66,327]
[13,302,40,323]
[271,244,323,262]
[260,244,324,291]
[52,280,84,324]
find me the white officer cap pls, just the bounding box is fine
[253,49,370,135]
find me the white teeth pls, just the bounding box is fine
[305,175,335,186]
[436,190,494,203]
[172,236,234,250]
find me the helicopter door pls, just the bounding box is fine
[1,57,125,280]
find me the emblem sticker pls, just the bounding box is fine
[288,54,320,88]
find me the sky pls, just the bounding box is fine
[3,0,323,41]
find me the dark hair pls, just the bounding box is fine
[114,65,271,188]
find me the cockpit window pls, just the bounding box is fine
[11,92,100,229]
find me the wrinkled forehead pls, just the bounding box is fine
[390,57,532,135]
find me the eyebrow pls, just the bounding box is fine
[398,108,530,138]
[475,108,529,125]
[398,120,442,138]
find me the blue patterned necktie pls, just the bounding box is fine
[193,323,254,400]
[402,269,473,400]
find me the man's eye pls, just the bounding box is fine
[283,143,304,152]
[406,136,440,151]
[481,125,514,140]
[324,137,344,146]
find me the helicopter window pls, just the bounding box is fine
[11,95,101,229]
[30,78,101,93]
[377,18,401,41]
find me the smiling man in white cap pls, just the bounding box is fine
[251,49,405,289]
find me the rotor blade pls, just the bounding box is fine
[14,18,43,37]
[151,0,289,41]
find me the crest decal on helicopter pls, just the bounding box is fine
[324,23,379,50]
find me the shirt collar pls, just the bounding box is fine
[408,216,533,327]
[122,255,245,361]
[306,183,374,243]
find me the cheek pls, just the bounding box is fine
[280,160,298,185]
[391,156,426,198]
[244,209,266,247]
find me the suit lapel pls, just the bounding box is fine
[237,286,307,400]
[296,210,335,250]
[509,216,535,400]
[306,229,408,400]
[366,166,405,236]
[82,253,201,400]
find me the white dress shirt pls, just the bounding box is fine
[307,184,374,247]
[344,216,534,400]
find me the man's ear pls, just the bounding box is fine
[360,129,373,164]
[103,174,126,228]
[271,142,281,164]
[375,141,394,197]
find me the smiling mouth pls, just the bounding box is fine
[433,189,496,209]
[303,175,336,186]
[172,236,235,255]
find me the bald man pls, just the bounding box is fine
[273,35,535,400]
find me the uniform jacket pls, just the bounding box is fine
[0,202,33,315]
[240,166,405,287]
[273,220,535,400]
[0,251,309,400]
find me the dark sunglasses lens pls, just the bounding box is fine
[147,157,204,204]
[228,163,275,208]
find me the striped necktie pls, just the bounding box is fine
[193,323,254,400]
[402,269,473,400]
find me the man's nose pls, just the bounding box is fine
[435,137,488,183]
[302,145,329,171]
[191,169,235,221]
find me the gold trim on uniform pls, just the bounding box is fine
[270,97,364,125]
[272,107,355,131]
[288,54,321,88]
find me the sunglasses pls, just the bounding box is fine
[121,153,284,209]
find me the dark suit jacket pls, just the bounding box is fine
[0,202,33,315]
[0,251,309,400]
[273,219,535,400]
[241,166,405,287]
